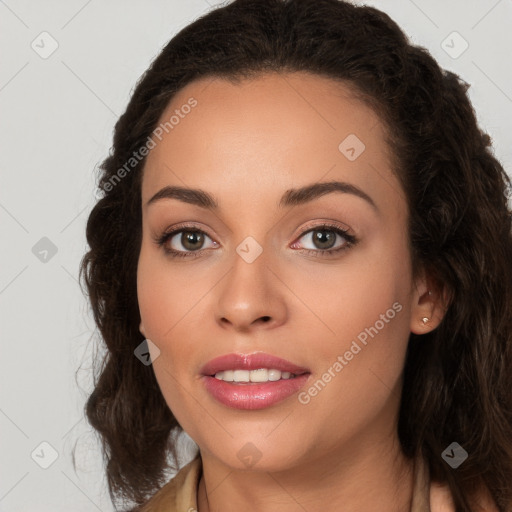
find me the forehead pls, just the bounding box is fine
[141,72,403,218]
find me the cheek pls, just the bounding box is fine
[137,248,210,383]
[137,259,170,340]
[291,236,412,397]
[293,290,411,446]
[137,247,198,341]
[151,357,193,421]
[286,233,411,347]
[137,253,201,423]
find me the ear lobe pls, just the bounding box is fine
[139,322,146,337]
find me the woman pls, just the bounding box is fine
[79,0,512,510]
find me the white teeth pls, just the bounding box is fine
[233,369,250,382]
[223,370,234,381]
[214,368,297,382]
[250,368,269,382]
[268,369,281,381]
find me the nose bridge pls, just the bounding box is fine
[214,234,286,329]
[226,236,271,304]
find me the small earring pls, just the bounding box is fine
[422,317,429,324]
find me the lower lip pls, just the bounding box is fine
[202,374,310,410]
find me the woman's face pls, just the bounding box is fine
[137,72,432,472]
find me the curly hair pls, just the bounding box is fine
[78,0,512,510]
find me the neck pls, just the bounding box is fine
[197,432,415,512]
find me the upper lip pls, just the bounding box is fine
[200,352,310,376]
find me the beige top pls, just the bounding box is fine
[139,453,456,512]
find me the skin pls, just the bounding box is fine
[136,72,446,512]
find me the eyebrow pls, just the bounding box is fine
[145,180,378,213]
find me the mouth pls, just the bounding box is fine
[200,352,311,410]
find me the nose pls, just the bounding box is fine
[214,249,288,332]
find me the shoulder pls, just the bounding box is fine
[139,456,202,512]
[430,481,499,512]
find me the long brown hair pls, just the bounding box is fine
[78,1,512,510]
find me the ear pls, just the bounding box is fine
[139,322,146,337]
[410,268,451,335]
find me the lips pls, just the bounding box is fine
[200,352,311,410]
[200,352,310,376]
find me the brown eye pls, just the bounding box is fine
[296,226,354,253]
[308,229,338,250]
[178,230,206,251]
[155,227,218,258]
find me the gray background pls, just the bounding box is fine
[1,0,511,510]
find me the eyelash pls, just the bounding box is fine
[153,222,358,259]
